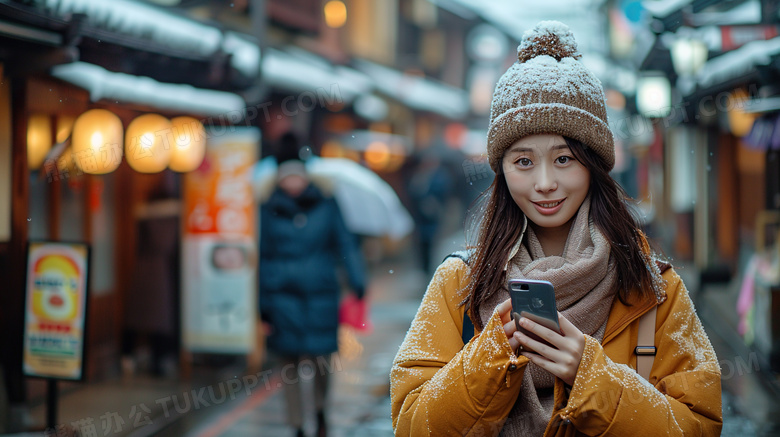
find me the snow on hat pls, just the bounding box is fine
[487,21,615,172]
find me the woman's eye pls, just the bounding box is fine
[517,158,532,166]
[556,156,572,164]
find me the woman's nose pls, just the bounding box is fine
[534,166,558,192]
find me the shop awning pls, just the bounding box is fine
[696,36,780,90]
[261,47,374,102]
[29,0,261,77]
[354,59,469,119]
[51,62,246,116]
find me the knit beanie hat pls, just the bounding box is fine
[487,21,615,172]
[275,132,308,180]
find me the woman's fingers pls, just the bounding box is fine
[503,319,517,339]
[517,316,561,348]
[557,311,579,336]
[513,330,565,362]
[507,335,521,351]
[516,313,584,386]
[496,298,513,324]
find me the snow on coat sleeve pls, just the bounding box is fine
[553,271,722,436]
[390,257,528,436]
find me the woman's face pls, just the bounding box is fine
[279,174,308,198]
[502,134,590,232]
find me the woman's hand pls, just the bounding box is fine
[513,312,585,386]
[496,298,524,353]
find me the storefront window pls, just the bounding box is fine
[91,174,115,294]
[27,173,49,240]
[59,180,85,241]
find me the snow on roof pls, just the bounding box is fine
[697,36,780,89]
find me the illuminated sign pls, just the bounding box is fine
[23,242,90,380]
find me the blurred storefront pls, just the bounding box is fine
[623,0,780,372]
[0,0,499,432]
[0,0,260,430]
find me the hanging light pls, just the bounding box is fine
[324,0,347,28]
[125,114,172,173]
[636,73,671,118]
[364,141,390,172]
[168,116,206,172]
[670,30,708,77]
[727,89,757,137]
[71,109,124,174]
[56,115,75,143]
[27,114,52,170]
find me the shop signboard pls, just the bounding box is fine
[182,127,259,354]
[22,241,90,380]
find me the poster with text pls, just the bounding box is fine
[23,241,89,380]
[182,127,259,353]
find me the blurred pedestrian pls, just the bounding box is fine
[391,21,722,436]
[258,132,366,437]
[407,149,455,275]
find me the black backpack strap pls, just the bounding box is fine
[443,250,476,345]
[462,311,474,345]
[443,249,474,265]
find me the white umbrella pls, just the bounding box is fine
[252,156,414,240]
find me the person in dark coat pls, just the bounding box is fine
[258,133,366,437]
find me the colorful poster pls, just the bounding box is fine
[182,127,259,353]
[23,241,89,380]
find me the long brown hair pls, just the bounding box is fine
[464,137,655,330]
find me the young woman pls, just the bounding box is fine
[390,22,722,436]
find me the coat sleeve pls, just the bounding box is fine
[258,204,273,318]
[391,257,529,436]
[330,199,366,295]
[553,272,722,436]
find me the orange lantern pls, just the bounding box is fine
[125,114,172,173]
[71,109,123,174]
[168,116,206,172]
[27,114,52,170]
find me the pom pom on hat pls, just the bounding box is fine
[517,21,581,63]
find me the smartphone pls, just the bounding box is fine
[509,279,562,347]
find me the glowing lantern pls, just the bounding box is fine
[636,74,671,118]
[321,140,344,158]
[727,89,757,138]
[169,116,206,172]
[27,114,52,170]
[364,141,390,172]
[125,114,172,173]
[324,0,347,28]
[71,109,123,174]
[56,115,75,143]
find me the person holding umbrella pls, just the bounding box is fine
[258,132,366,437]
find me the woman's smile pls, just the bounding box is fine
[532,198,565,215]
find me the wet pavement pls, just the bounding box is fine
[694,273,780,437]
[150,255,428,437]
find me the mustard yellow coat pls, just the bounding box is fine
[390,257,723,436]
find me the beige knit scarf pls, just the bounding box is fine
[478,197,618,436]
